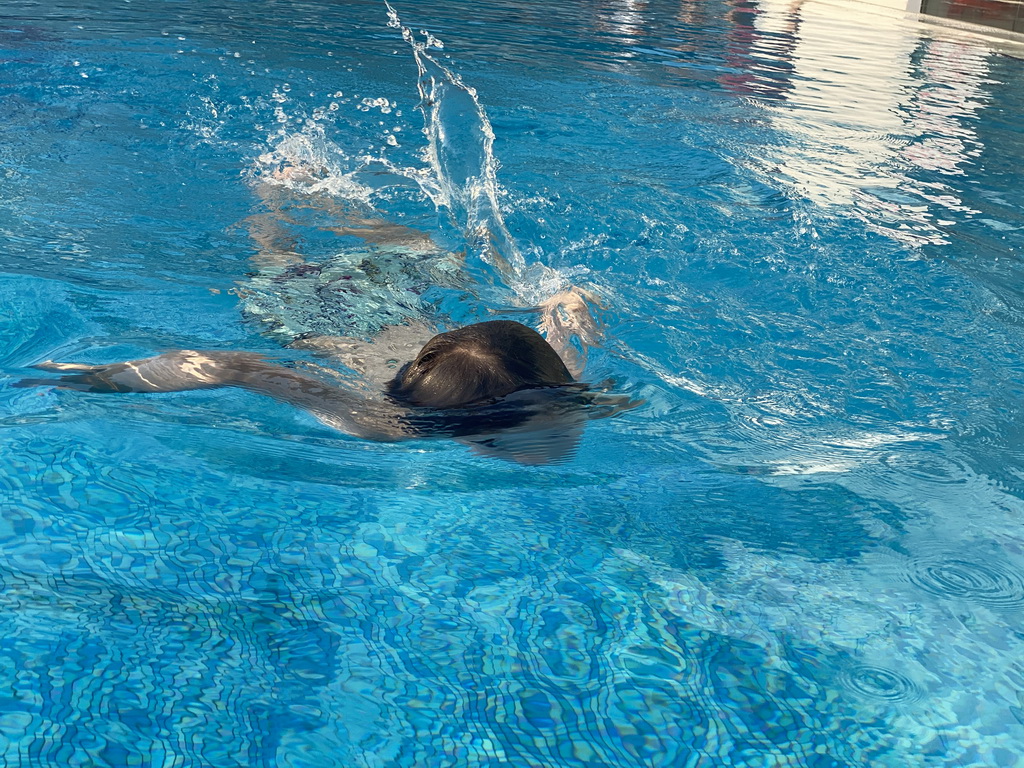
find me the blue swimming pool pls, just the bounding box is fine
[2,0,1024,765]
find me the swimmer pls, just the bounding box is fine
[16,318,638,465]
[18,157,635,464]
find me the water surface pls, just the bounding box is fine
[1,1,1024,765]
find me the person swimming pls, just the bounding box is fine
[16,154,635,465]
[17,318,636,464]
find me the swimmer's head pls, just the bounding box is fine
[388,320,574,409]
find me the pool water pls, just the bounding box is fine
[2,0,1024,765]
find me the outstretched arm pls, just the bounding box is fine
[17,350,411,441]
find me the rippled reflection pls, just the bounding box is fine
[751,6,995,246]
[908,558,1024,607]
[841,664,922,703]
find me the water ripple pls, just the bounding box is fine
[908,558,1024,608]
[840,664,921,703]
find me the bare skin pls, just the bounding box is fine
[18,165,634,464]
[536,287,602,379]
[17,348,636,464]
[249,164,604,378]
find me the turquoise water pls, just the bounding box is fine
[2,0,1024,765]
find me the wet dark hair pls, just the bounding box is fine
[388,320,574,409]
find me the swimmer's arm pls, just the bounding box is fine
[16,351,411,441]
[537,287,602,379]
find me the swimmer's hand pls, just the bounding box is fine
[537,287,602,378]
[539,286,602,346]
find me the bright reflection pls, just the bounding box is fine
[751,0,992,245]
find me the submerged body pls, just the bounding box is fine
[18,174,630,464]
[16,153,630,463]
[19,320,636,464]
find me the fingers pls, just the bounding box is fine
[33,361,104,373]
[11,377,57,389]
[13,371,124,393]
[18,361,122,391]
[549,296,602,346]
[538,286,604,312]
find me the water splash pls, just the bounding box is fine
[252,122,375,204]
[385,1,525,283]
[246,4,580,308]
